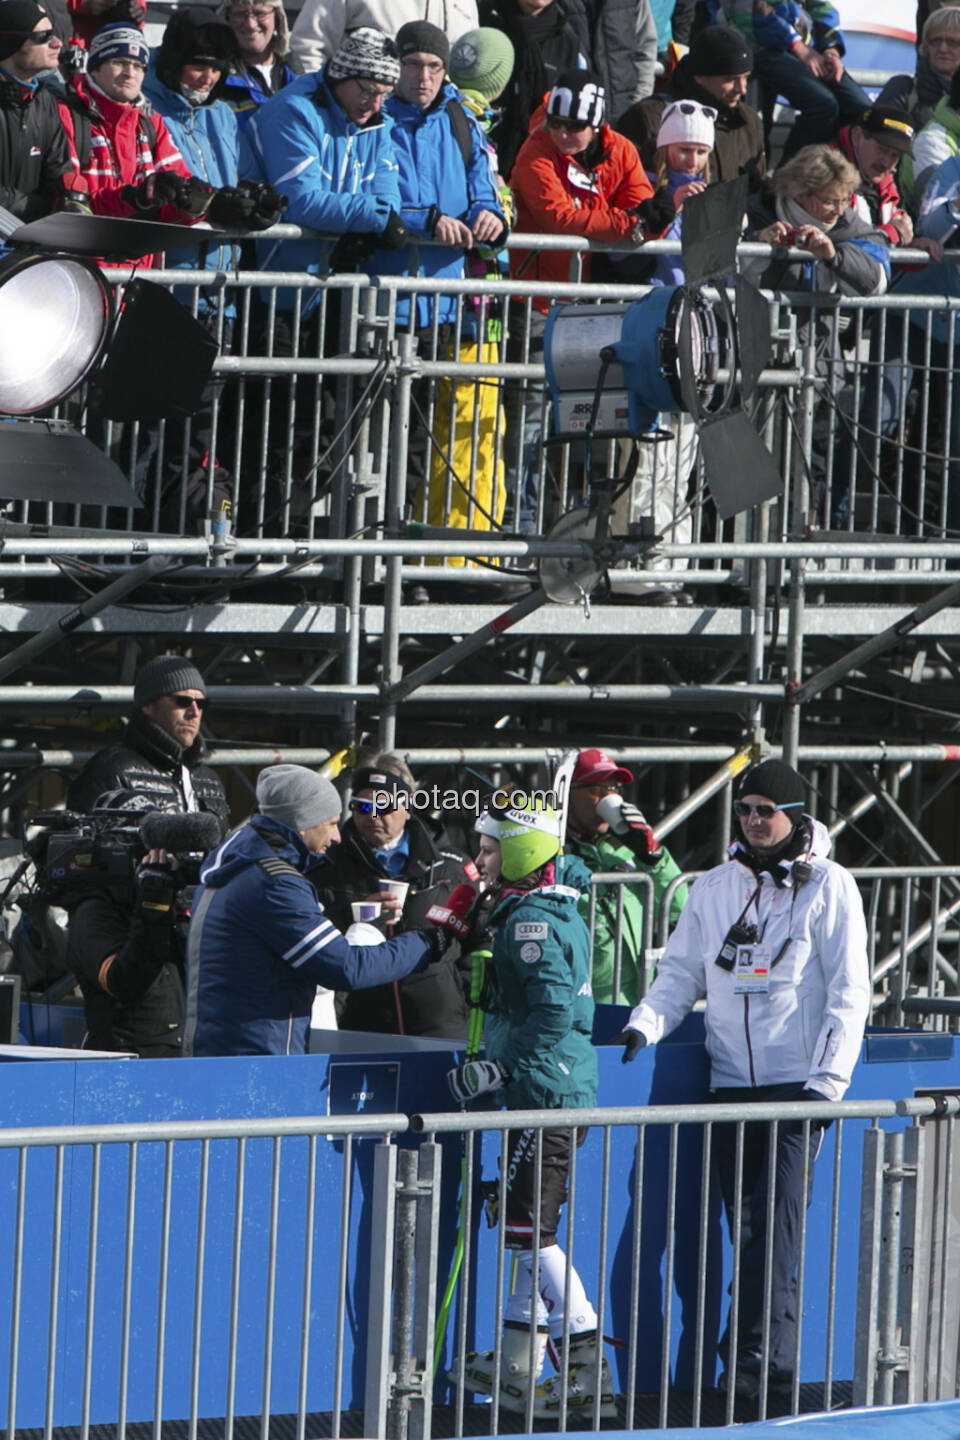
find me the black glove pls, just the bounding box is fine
[134,859,181,921]
[330,231,377,270]
[595,795,663,864]
[238,178,287,231]
[151,171,217,219]
[612,1028,647,1063]
[632,188,677,236]
[121,175,161,215]
[378,206,410,250]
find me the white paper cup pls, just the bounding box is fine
[377,879,410,909]
[351,900,382,923]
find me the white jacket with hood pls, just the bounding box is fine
[623,818,871,1102]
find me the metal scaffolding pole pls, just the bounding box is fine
[783,342,817,767]
[790,580,960,704]
[652,744,759,842]
[379,333,416,750]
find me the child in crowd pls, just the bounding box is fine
[610,101,716,601]
[645,98,717,287]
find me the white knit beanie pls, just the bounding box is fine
[656,99,717,152]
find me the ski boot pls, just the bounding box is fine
[452,1321,548,1411]
[534,1331,618,1420]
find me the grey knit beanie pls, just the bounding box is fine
[134,654,207,706]
[256,765,342,830]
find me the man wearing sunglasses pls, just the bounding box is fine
[564,748,686,1006]
[0,0,85,219]
[184,764,457,1056]
[69,653,229,838]
[311,762,473,1037]
[615,757,870,1400]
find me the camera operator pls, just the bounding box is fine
[69,654,229,838]
[59,799,222,1056]
[66,843,183,1056]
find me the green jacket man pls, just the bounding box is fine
[564,748,687,1005]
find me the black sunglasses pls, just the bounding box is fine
[170,694,208,712]
[25,28,57,43]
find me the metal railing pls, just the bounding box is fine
[581,863,960,1019]
[25,242,959,576]
[2,1092,957,1438]
[0,1112,408,1440]
[409,1093,960,1435]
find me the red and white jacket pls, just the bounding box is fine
[57,72,194,226]
[835,125,909,247]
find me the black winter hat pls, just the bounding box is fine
[134,654,208,706]
[0,0,47,61]
[395,19,449,68]
[156,6,238,93]
[688,25,752,78]
[737,758,806,812]
[546,69,606,128]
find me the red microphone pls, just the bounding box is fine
[426,882,478,940]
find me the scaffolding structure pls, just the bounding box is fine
[3,233,959,965]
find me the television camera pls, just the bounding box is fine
[19,804,221,913]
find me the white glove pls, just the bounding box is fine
[446,1058,509,1105]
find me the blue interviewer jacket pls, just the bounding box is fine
[184,814,433,1056]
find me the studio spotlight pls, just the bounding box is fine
[0,211,220,510]
[0,251,111,415]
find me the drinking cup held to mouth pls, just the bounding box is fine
[351,900,382,923]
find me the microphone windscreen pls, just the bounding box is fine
[140,810,222,854]
[446,882,478,919]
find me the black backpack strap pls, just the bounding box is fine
[64,105,157,174]
[445,97,473,171]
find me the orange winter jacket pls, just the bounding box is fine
[509,107,652,310]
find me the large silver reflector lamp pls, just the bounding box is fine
[0,252,111,414]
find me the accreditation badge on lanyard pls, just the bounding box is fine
[733,945,770,995]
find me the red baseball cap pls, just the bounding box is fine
[572,748,633,786]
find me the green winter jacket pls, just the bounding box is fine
[483,854,597,1112]
[567,834,688,1007]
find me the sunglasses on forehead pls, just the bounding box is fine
[733,800,803,819]
[169,694,208,712]
[663,99,718,122]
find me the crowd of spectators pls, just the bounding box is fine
[0,0,958,540]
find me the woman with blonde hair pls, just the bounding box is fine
[743,144,889,525]
[880,5,960,138]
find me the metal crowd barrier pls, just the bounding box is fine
[639,864,960,1021]
[24,242,959,589]
[410,1093,960,1436]
[0,1112,409,1440]
[3,1094,957,1439]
